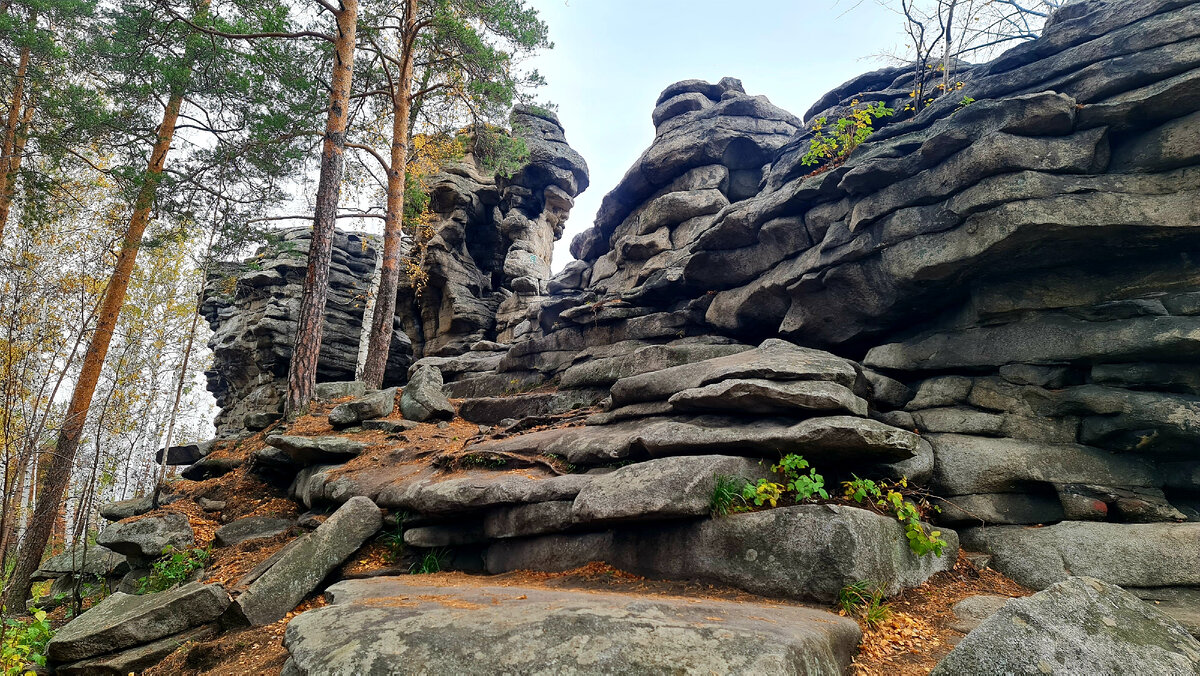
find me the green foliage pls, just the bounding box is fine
[772,454,829,500]
[410,548,451,575]
[837,581,892,629]
[710,475,750,517]
[742,478,785,508]
[137,545,210,594]
[2,608,52,674]
[842,476,947,558]
[801,101,894,168]
[463,125,529,179]
[378,521,407,564]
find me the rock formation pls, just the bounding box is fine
[58,1,1200,673]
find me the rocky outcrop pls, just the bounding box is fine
[201,228,411,435]
[395,0,1200,606]
[394,106,590,358]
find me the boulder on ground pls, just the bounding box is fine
[46,582,229,663]
[232,496,382,626]
[213,517,293,548]
[328,388,397,429]
[55,625,217,676]
[315,381,367,400]
[932,577,1200,675]
[399,366,455,422]
[96,512,194,561]
[949,595,1013,633]
[282,578,861,675]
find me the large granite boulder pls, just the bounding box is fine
[282,578,860,675]
[933,577,1200,675]
[96,512,194,561]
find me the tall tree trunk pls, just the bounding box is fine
[0,43,30,244]
[285,0,359,415]
[1,89,185,611]
[361,0,416,389]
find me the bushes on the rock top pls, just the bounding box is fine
[711,454,947,557]
[801,100,893,169]
[137,545,210,594]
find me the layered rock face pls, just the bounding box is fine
[201,228,410,435]
[203,108,587,433]
[394,105,589,358]
[410,0,1200,600]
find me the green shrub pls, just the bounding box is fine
[1,608,52,674]
[842,476,947,558]
[378,521,407,564]
[801,100,894,169]
[773,454,829,500]
[837,581,892,629]
[138,545,211,594]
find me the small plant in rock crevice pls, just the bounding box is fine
[378,520,408,564]
[741,454,830,508]
[837,581,892,629]
[410,548,452,575]
[710,475,750,516]
[801,100,894,170]
[137,545,211,594]
[843,476,947,557]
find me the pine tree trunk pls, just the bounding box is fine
[0,44,30,244]
[0,89,185,611]
[285,0,359,415]
[361,0,416,389]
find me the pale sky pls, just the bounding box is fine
[522,0,913,270]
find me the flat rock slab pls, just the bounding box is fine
[266,435,367,465]
[47,582,229,663]
[213,516,293,548]
[961,521,1200,590]
[611,338,861,407]
[669,378,868,417]
[56,624,217,675]
[933,577,1200,675]
[33,544,128,581]
[99,493,178,522]
[378,471,592,516]
[572,455,776,523]
[96,512,194,560]
[232,496,381,626]
[282,578,861,675]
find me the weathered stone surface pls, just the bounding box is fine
[213,517,293,548]
[483,501,576,539]
[47,582,229,663]
[403,524,487,548]
[932,577,1200,675]
[961,522,1200,590]
[668,378,868,416]
[99,493,178,522]
[328,388,397,429]
[488,505,957,602]
[180,455,242,481]
[96,512,194,560]
[558,341,752,389]
[282,578,860,676]
[154,440,212,466]
[457,389,602,424]
[948,595,1013,634]
[55,625,217,676]
[315,381,367,400]
[572,455,776,523]
[400,366,455,422]
[379,471,591,515]
[610,339,860,407]
[265,435,366,465]
[233,496,382,626]
[33,544,128,582]
[361,418,421,433]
